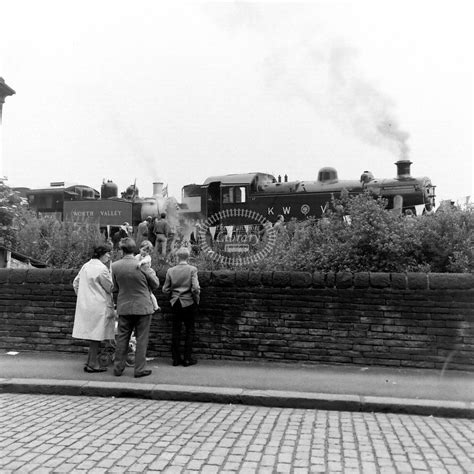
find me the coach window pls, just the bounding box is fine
[235,186,246,203]
[37,195,54,209]
[222,187,234,204]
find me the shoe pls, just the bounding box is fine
[113,369,123,377]
[84,365,108,373]
[134,370,152,378]
[183,359,197,367]
[172,360,183,367]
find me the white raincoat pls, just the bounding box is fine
[72,258,115,341]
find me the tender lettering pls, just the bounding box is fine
[72,210,94,217]
[100,210,122,216]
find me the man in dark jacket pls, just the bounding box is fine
[153,213,171,257]
[136,216,151,247]
[112,238,160,377]
[162,247,200,367]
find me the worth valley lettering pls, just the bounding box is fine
[71,209,122,217]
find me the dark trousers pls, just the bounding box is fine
[114,314,152,375]
[171,300,197,362]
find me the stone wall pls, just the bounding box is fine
[0,269,473,371]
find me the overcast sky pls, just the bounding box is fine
[0,0,472,205]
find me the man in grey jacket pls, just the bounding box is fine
[162,247,200,367]
[112,238,160,378]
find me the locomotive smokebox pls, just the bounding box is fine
[395,160,412,180]
[153,182,163,196]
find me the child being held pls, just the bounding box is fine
[135,240,160,312]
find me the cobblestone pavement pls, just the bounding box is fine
[0,394,472,473]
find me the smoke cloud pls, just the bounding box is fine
[266,41,410,160]
[208,3,410,160]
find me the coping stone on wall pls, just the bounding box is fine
[369,273,390,288]
[62,269,78,284]
[248,272,262,286]
[261,272,273,286]
[391,273,407,290]
[273,271,291,287]
[235,271,249,286]
[25,268,53,284]
[429,273,474,290]
[198,271,211,286]
[312,272,325,288]
[211,270,235,286]
[290,272,312,288]
[8,269,28,284]
[0,269,10,283]
[407,273,428,290]
[50,269,67,284]
[325,272,336,288]
[336,272,353,289]
[354,272,370,289]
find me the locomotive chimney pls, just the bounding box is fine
[153,182,163,196]
[395,160,412,180]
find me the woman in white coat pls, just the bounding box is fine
[72,243,115,372]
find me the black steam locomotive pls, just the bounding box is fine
[180,160,436,224]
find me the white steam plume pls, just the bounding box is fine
[108,112,162,191]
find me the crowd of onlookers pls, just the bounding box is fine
[72,214,200,378]
[111,213,177,261]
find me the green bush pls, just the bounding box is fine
[14,213,105,269]
[0,184,25,249]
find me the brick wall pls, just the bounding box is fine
[1,269,473,371]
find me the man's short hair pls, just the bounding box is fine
[176,247,190,261]
[119,237,136,254]
[160,213,166,219]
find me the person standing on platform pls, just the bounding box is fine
[162,247,200,367]
[136,216,151,247]
[112,238,160,378]
[154,213,171,258]
[147,216,157,248]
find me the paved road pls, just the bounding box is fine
[0,394,472,473]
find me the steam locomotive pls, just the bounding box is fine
[17,159,435,229]
[180,160,436,224]
[17,181,177,230]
